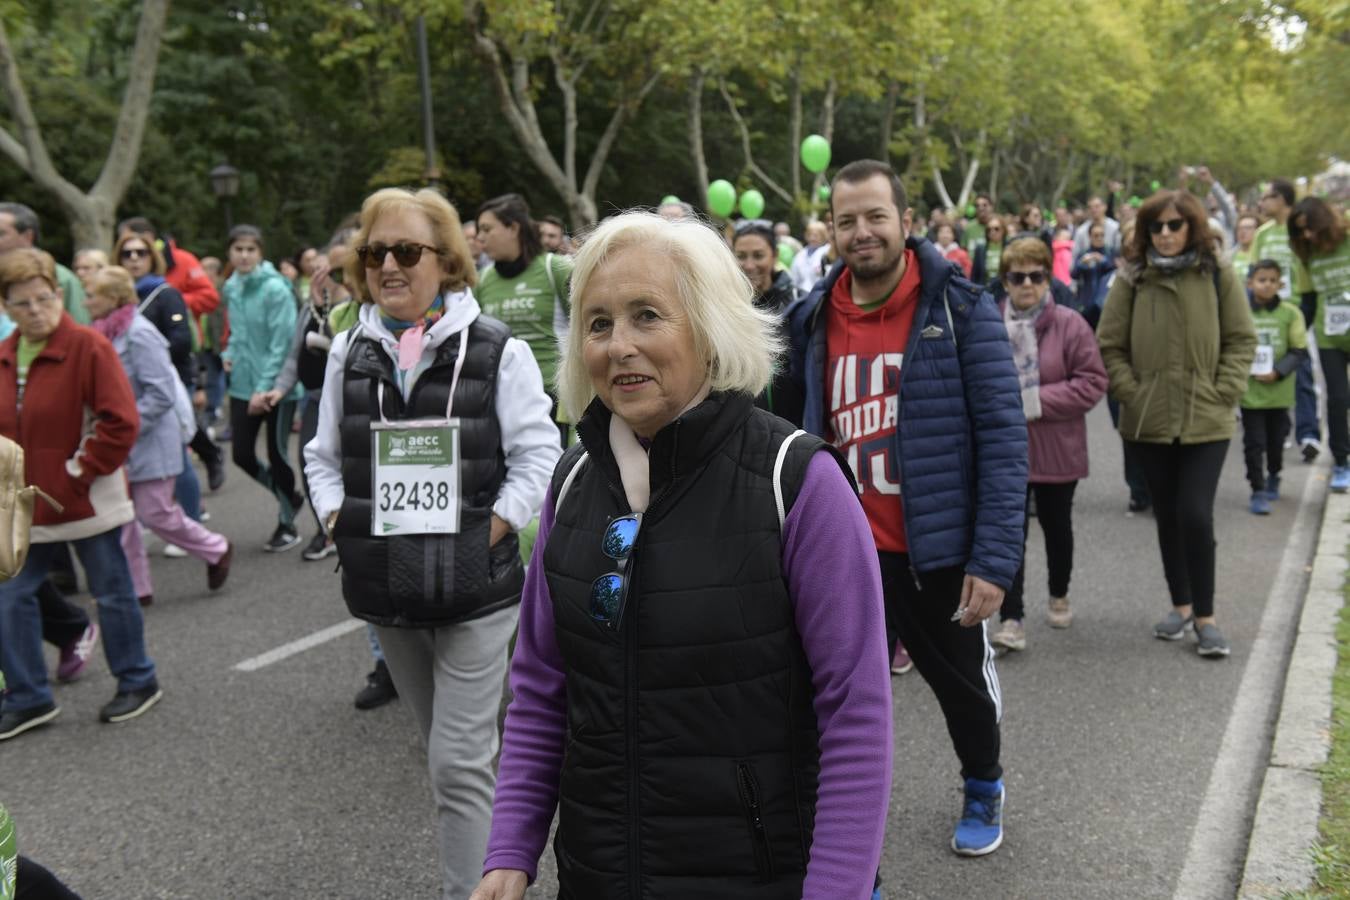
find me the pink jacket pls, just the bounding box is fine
[1002,297,1108,483]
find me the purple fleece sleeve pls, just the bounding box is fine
[483,486,567,881]
[784,451,892,899]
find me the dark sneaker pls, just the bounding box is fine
[1265,474,1282,501]
[1127,495,1151,514]
[952,777,1004,856]
[56,623,100,682]
[264,525,302,553]
[302,533,337,562]
[1196,623,1231,658]
[1302,439,1321,463]
[206,454,227,491]
[0,703,60,741]
[1153,610,1194,641]
[99,685,163,723]
[355,660,398,710]
[207,542,233,590]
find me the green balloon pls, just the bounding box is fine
[739,189,766,220]
[818,184,831,201]
[801,135,831,174]
[706,180,736,218]
[1150,180,1161,191]
[1129,195,1142,207]
[660,195,680,206]
[965,205,976,217]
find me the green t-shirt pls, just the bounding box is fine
[1308,238,1350,352]
[55,262,88,325]
[1242,299,1307,409]
[1251,221,1310,300]
[475,253,572,392]
[1231,247,1252,283]
[17,336,46,379]
[963,221,986,253]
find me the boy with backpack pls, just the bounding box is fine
[1242,259,1308,515]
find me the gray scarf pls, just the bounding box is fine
[1147,247,1199,273]
[1004,295,1046,421]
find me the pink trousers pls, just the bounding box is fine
[120,476,228,599]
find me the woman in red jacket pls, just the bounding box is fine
[990,238,1108,652]
[0,248,161,742]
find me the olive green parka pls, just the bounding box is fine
[1097,258,1256,444]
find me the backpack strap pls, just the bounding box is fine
[553,448,589,519]
[137,283,170,315]
[773,430,807,530]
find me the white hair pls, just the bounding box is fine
[557,211,784,421]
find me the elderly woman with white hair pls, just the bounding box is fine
[304,187,562,898]
[471,212,892,900]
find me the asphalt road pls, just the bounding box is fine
[1,404,1323,899]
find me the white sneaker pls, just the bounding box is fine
[163,543,188,558]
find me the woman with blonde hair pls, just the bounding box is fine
[305,187,561,898]
[85,267,232,605]
[472,211,890,900]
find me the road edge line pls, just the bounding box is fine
[232,619,366,672]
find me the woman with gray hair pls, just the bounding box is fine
[472,212,891,900]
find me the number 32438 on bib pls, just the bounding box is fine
[370,420,461,536]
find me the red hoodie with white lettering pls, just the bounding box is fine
[824,249,921,552]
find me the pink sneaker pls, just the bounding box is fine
[57,623,100,683]
[891,642,914,675]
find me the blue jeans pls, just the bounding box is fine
[366,622,385,663]
[1296,353,1321,445]
[175,446,201,522]
[0,529,157,712]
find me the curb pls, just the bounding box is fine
[1239,479,1349,897]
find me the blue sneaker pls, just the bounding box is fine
[1333,466,1350,493]
[1249,492,1271,515]
[871,890,882,900]
[1264,474,1281,501]
[952,777,1004,856]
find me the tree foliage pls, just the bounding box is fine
[0,0,1342,261]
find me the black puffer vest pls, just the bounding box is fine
[334,316,523,627]
[544,391,843,899]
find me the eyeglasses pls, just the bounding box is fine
[734,218,774,235]
[120,247,150,260]
[1005,271,1047,286]
[1148,218,1186,235]
[590,513,641,629]
[356,242,443,269]
[4,293,60,313]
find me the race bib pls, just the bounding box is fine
[370,419,461,536]
[1250,345,1274,377]
[1325,297,1350,336]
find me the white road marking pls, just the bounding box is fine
[233,619,366,672]
[1172,462,1327,900]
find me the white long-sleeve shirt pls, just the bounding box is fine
[304,291,562,532]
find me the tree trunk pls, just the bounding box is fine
[988,149,1001,206]
[687,69,709,205]
[718,78,793,206]
[807,79,836,226]
[879,80,899,161]
[788,68,803,205]
[0,0,169,252]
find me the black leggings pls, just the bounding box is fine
[1003,481,1077,621]
[298,392,324,533]
[16,856,82,898]
[230,396,300,527]
[1321,346,1349,465]
[1241,407,1291,492]
[1128,439,1230,618]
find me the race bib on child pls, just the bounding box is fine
[370,419,461,536]
[1250,345,1275,376]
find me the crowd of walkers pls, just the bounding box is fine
[0,157,1347,900]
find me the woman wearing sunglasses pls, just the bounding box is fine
[220,224,306,552]
[989,238,1107,653]
[1097,191,1255,658]
[304,188,560,899]
[1289,197,1350,492]
[473,212,891,900]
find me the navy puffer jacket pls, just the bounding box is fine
[788,237,1027,589]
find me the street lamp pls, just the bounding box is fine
[209,163,240,233]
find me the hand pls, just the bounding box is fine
[193,389,207,410]
[956,575,1005,626]
[489,513,511,547]
[1196,165,1213,185]
[1255,371,1279,384]
[263,389,283,408]
[309,263,332,304]
[247,392,270,416]
[469,869,528,900]
[222,358,233,374]
[1106,179,1124,194]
